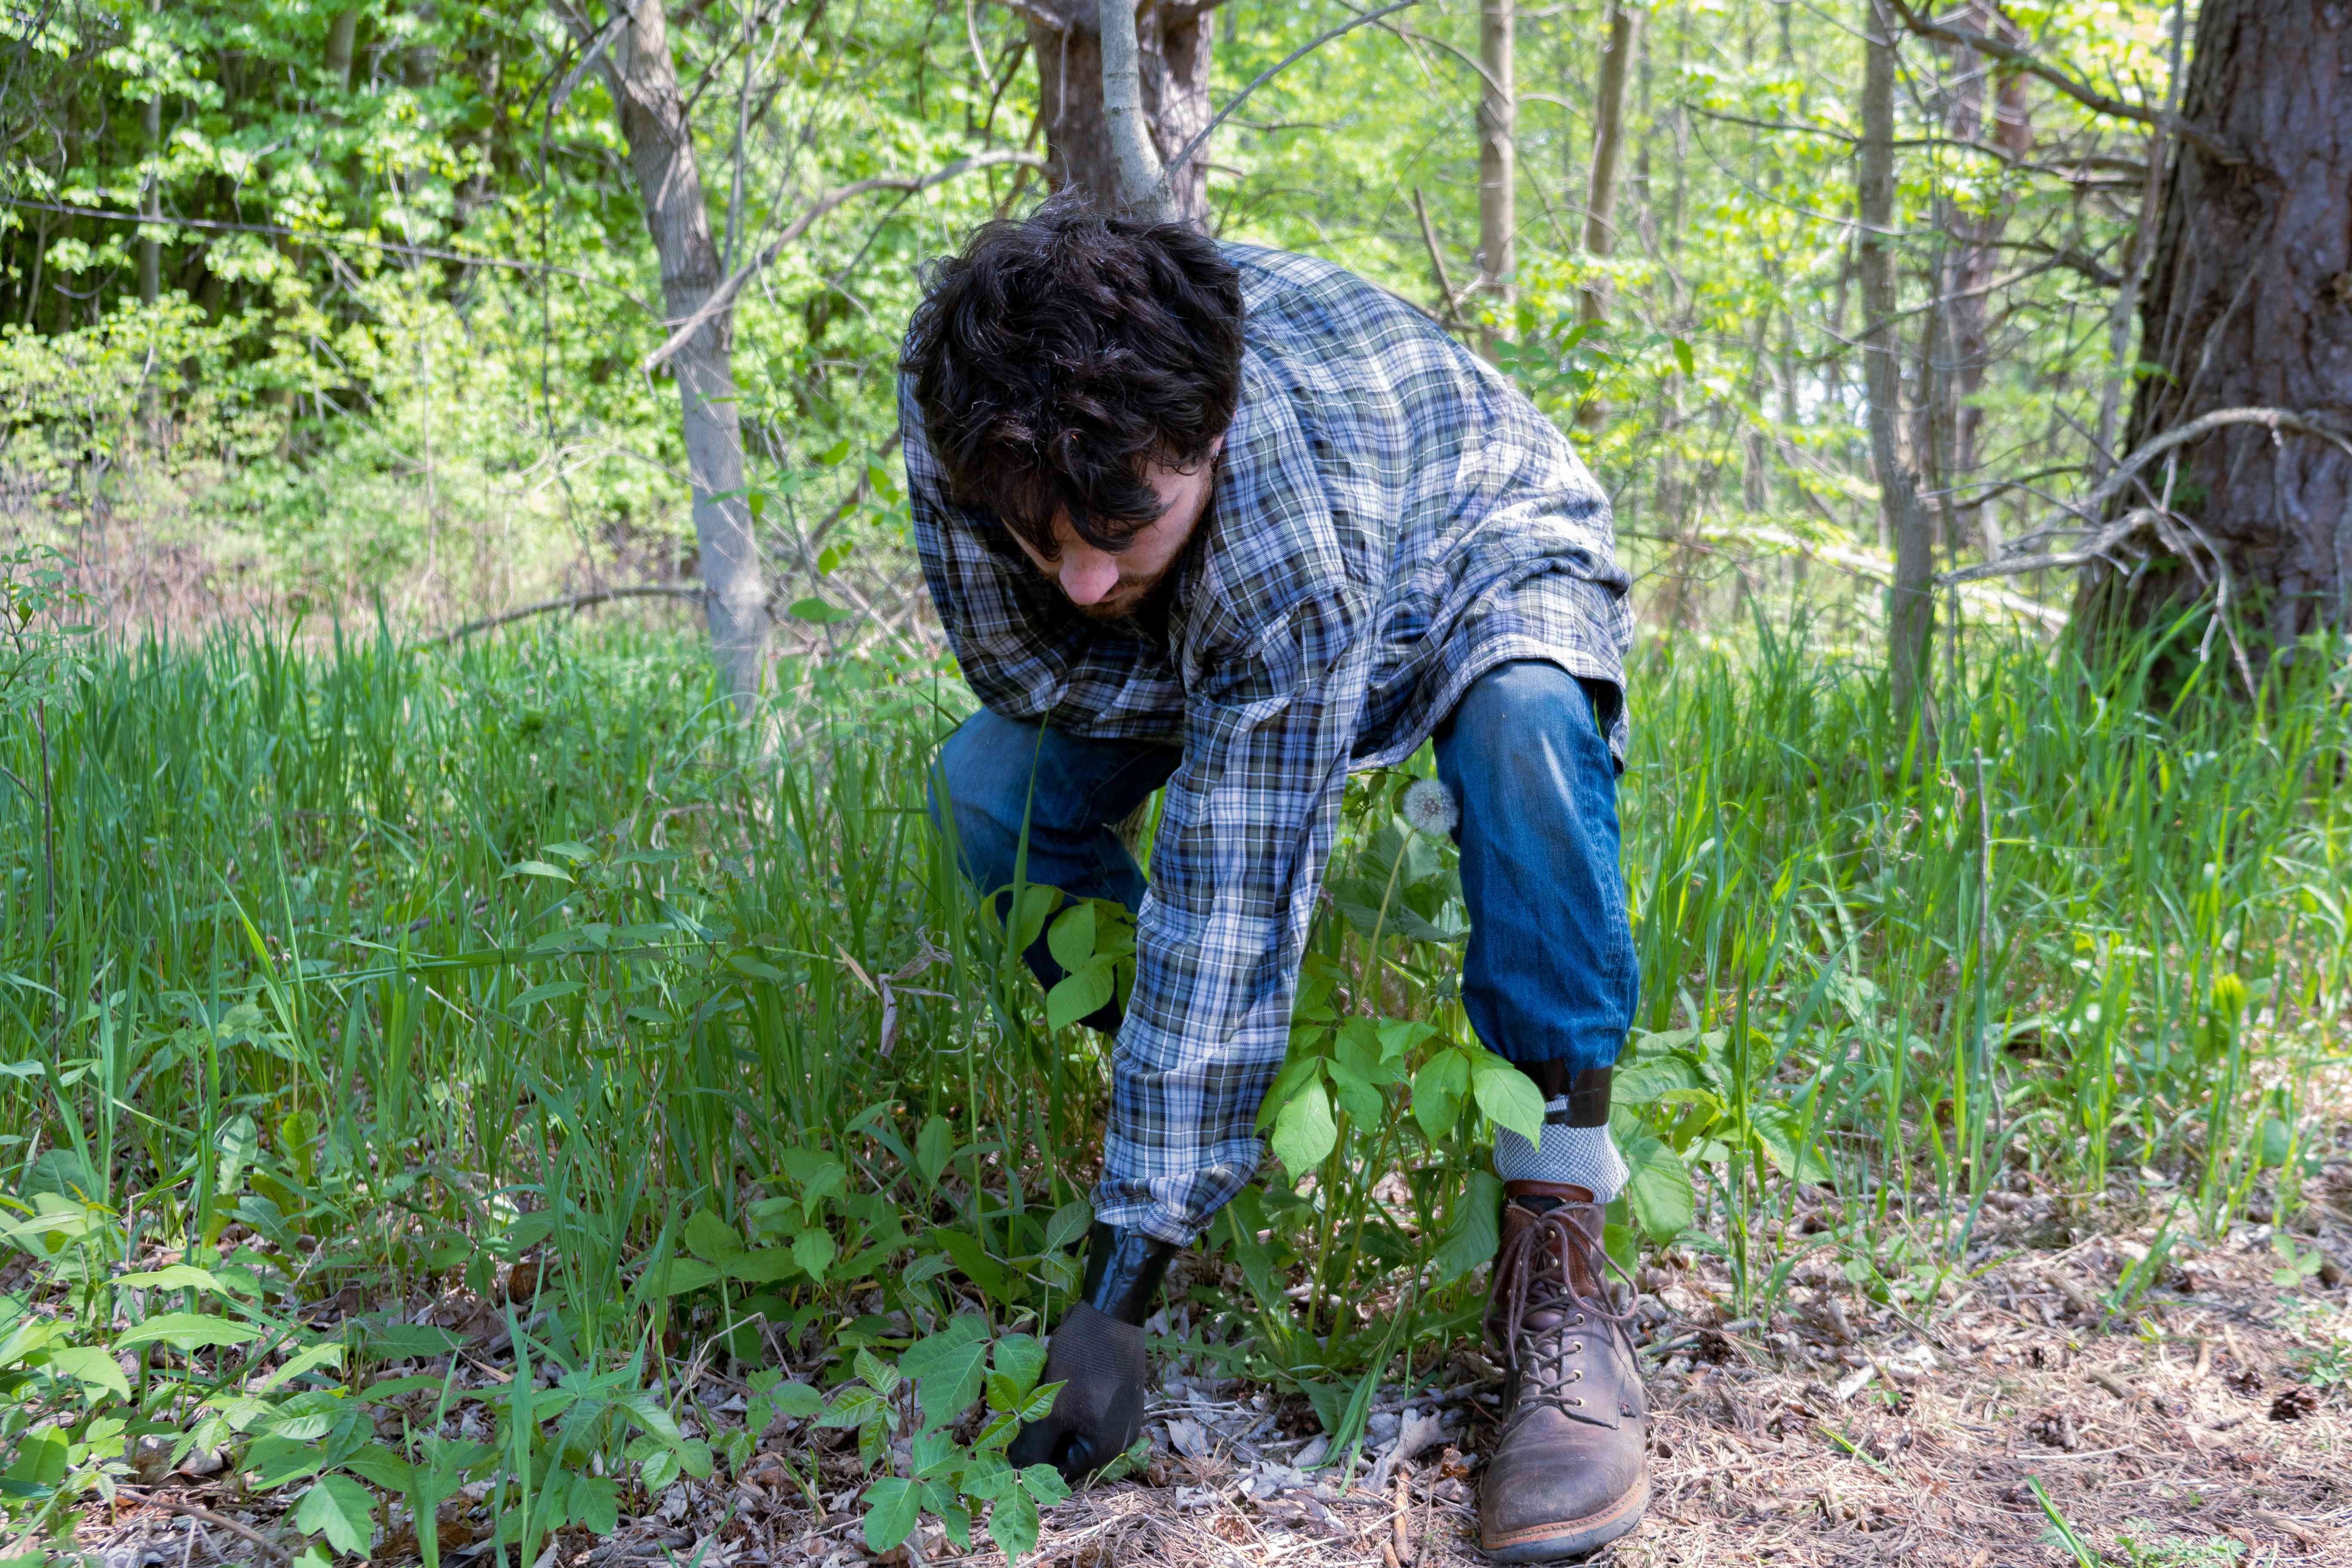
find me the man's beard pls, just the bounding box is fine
[1075,575,1168,621]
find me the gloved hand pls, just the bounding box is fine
[1005,1302,1146,1479]
[1006,1223,1176,1484]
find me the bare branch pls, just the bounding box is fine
[413,586,704,649]
[640,149,1048,373]
[1159,0,1424,194]
[1881,0,2245,166]
[1938,407,2352,584]
[1409,186,1468,329]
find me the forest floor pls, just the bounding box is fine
[68,1163,2352,1568]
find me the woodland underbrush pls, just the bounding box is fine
[0,604,2346,1565]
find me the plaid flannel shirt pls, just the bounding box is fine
[905,243,1633,1246]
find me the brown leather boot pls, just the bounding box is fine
[1476,1181,1649,1561]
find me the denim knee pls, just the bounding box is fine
[929,709,1036,890]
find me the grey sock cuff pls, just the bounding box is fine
[1494,1103,1629,1203]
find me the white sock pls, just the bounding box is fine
[1494,1096,1629,1202]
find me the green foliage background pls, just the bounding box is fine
[3,0,2177,635]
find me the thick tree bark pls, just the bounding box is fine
[2080,0,2352,656]
[603,0,770,710]
[1577,0,1636,328]
[1475,0,1513,361]
[1860,0,1935,723]
[1021,0,1214,226]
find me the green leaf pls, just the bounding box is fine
[791,1229,838,1282]
[638,1257,722,1299]
[1612,1053,1700,1109]
[365,1323,461,1359]
[987,1485,1041,1561]
[1254,1055,1328,1132]
[932,1228,1010,1301]
[115,1312,263,1351]
[254,1340,345,1393]
[863,1476,921,1552]
[1619,1129,1696,1242]
[1045,901,1097,973]
[683,1208,744,1263]
[788,596,853,625]
[344,1444,415,1494]
[1602,1220,1640,1278]
[501,860,574,883]
[1411,1049,1470,1141]
[915,1116,954,1190]
[1269,1079,1337,1178]
[510,979,584,1010]
[1432,1170,1503,1283]
[1324,1056,1386,1128]
[114,1264,224,1292]
[761,1380,824,1421]
[1221,1196,1286,1311]
[570,1475,620,1534]
[855,1347,903,1398]
[1749,1104,1832,1184]
[1019,1462,1071,1505]
[44,1345,129,1401]
[1470,1055,1545,1145]
[900,1316,990,1428]
[991,1333,1046,1399]
[1005,884,1062,953]
[292,1474,375,1556]
[1672,336,1695,377]
[1376,1018,1436,1063]
[1333,1019,1386,1083]
[717,1246,799,1285]
[1040,1198,1091,1255]
[5,1426,66,1488]
[1044,964,1115,1031]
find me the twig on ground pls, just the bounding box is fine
[113,1490,290,1562]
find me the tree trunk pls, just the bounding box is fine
[1475,0,1513,361]
[1926,1,2028,558]
[604,0,770,710]
[1022,0,1214,227]
[1098,0,1173,218]
[2079,0,2352,658]
[1578,0,1636,328]
[326,9,360,90]
[1859,0,1934,725]
[139,87,161,306]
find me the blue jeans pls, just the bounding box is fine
[927,660,1637,1071]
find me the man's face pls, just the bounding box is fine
[1009,441,1222,621]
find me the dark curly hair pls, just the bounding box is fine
[902,195,1245,559]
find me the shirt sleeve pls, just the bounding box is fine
[1091,583,1370,1246]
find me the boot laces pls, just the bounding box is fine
[1494,1202,1639,1404]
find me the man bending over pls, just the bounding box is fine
[901,196,1646,1561]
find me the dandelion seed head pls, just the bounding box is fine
[1401,776,1458,838]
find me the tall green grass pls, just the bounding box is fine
[2,613,2345,1402]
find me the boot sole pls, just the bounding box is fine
[1479,1471,1650,1562]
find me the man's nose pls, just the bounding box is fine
[1059,547,1120,605]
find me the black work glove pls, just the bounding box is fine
[1005,1302,1146,1480]
[1006,1223,1176,1485]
